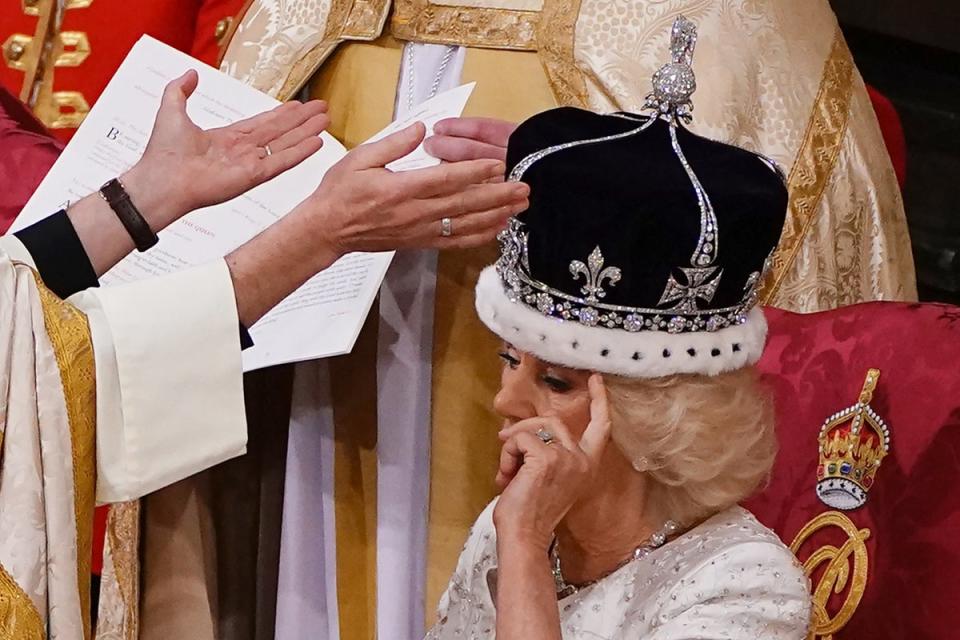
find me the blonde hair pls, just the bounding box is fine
[604,366,776,527]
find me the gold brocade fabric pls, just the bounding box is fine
[0,257,97,640]
[95,501,140,640]
[0,563,43,639]
[34,275,96,640]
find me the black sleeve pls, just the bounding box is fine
[14,210,98,299]
[13,210,256,350]
[240,325,254,350]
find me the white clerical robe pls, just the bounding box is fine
[0,235,248,503]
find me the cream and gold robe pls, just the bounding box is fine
[0,237,248,639]
[218,2,917,636]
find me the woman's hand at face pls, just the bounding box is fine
[303,121,530,255]
[424,117,517,176]
[492,374,612,552]
[127,70,330,229]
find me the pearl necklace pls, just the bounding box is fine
[550,520,680,599]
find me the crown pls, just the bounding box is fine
[496,15,777,337]
[816,369,891,511]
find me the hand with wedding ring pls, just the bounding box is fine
[303,121,530,254]
[492,374,613,552]
[126,70,330,232]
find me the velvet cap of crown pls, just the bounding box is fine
[474,16,788,378]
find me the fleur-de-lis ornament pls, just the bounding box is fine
[570,247,622,303]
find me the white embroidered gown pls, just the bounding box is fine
[425,502,812,639]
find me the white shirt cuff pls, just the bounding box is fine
[70,259,247,503]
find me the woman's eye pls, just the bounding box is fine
[541,375,572,393]
[498,351,520,368]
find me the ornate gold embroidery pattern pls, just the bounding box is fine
[760,30,853,305]
[221,0,343,97]
[92,502,140,640]
[0,562,44,640]
[390,0,539,50]
[276,0,355,99]
[106,502,140,640]
[343,0,391,39]
[536,0,587,107]
[790,511,870,640]
[34,273,96,640]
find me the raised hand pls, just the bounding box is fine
[492,374,613,551]
[129,70,330,228]
[307,121,530,253]
[227,121,530,327]
[424,117,518,170]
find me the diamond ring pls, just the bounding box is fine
[536,428,555,445]
[440,217,453,237]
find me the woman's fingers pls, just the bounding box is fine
[495,430,557,489]
[424,135,508,164]
[348,122,426,169]
[394,158,506,199]
[161,70,199,110]
[432,117,516,148]
[496,440,525,489]
[499,416,577,450]
[430,226,502,251]
[234,100,328,145]
[418,181,528,222]
[430,200,523,238]
[266,112,330,154]
[259,136,325,182]
[580,373,612,464]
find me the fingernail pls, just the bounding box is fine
[433,121,449,135]
[489,160,506,174]
[512,183,529,196]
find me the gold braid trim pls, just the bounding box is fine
[343,0,391,39]
[33,273,96,640]
[537,0,588,107]
[790,511,870,640]
[0,562,44,640]
[107,501,141,640]
[389,0,539,51]
[760,29,854,304]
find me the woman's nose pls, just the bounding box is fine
[493,364,537,421]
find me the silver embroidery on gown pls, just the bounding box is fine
[425,502,811,639]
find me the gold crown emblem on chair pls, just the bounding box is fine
[815,369,891,510]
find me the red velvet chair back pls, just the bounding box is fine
[745,302,960,639]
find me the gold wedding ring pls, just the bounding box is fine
[440,217,453,237]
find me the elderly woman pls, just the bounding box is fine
[426,18,812,640]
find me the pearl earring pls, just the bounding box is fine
[632,456,649,472]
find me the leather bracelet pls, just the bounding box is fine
[99,178,159,252]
